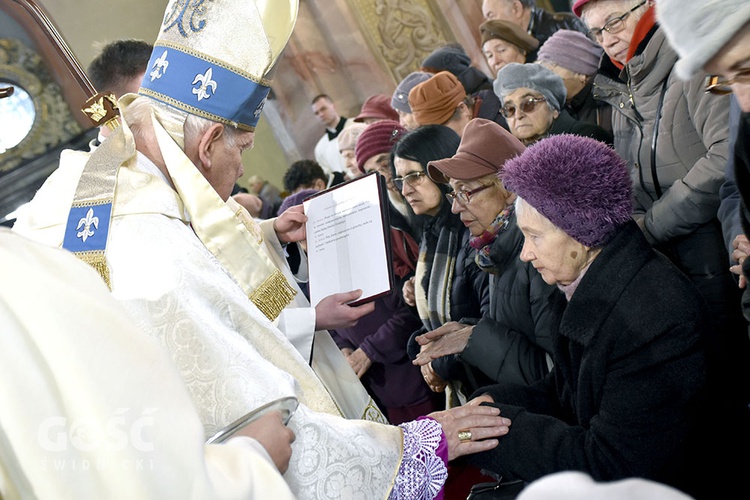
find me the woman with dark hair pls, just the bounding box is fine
[391,125,491,402]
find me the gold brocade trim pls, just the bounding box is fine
[138,88,256,132]
[76,251,112,290]
[248,269,297,321]
[234,206,264,244]
[362,399,388,423]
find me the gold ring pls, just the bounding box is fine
[458,429,472,442]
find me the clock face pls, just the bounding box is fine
[0,82,36,154]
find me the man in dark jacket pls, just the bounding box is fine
[481,0,586,62]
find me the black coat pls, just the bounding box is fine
[549,109,613,145]
[406,208,490,392]
[468,221,712,496]
[461,212,558,386]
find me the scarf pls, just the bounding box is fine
[415,206,462,331]
[609,5,657,70]
[470,204,515,274]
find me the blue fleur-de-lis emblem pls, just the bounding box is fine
[192,68,217,101]
[150,50,169,81]
[254,98,266,119]
[76,207,99,242]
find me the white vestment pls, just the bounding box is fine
[314,129,347,175]
[0,229,293,500]
[13,152,414,499]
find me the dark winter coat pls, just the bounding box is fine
[548,109,612,145]
[467,221,711,496]
[461,213,558,386]
[330,286,427,410]
[568,79,613,140]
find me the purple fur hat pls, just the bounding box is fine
[502,134,632,247]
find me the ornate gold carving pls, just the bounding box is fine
[82,91,119,128]
[0,38,82,173]
[346,0,451,82]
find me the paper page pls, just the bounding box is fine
[304,173,391,307]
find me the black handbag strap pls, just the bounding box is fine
[650,77,669,199]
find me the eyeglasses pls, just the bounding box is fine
[586,0,647,43]
[500,97,547,119]
[704,68,750,95]
[445,185,490,205]
[393,171,428,190]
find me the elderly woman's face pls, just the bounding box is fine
[582,0,646,66]
[340,148,361,180]
[448,176,509,237]
[502,88,558,144]
[517,201,592,286]
[363,153,396,193]
[394,156,443,216]
[483,38,527,76]
[397,109,420,131]
[538,61,588,102]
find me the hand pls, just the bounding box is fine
[428,397,510,461]
[233,411,295,473]
[273,204,307,244]
[413,323,473,366]
[314,290,376,330]
[730,234,750,288]
[402,277,416,307]
[340,347,354,357]
[346,348,372,378]
[421,362,447,392]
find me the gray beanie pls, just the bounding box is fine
[494,63,567,111]
[657,0,750,79]
[391,71,433,113]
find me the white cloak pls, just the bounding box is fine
[13,152,406,499]
[0,229,294,500]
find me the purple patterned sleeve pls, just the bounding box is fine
[388,416,448,500]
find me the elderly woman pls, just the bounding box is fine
[391,71,432,131]
[479,19,539,77]
[336,121,368,180]
[390,124,490,400]
[494,62,612,145]
[465,134,712,498]
[409,70,508,136]
[572,0,740,338]
[536,29,613,137]
[411,118,557,391]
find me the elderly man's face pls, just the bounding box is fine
[192,125,254,202]
[503,88,558,143]
[517,201,591,286]
[582,0,646,66]
[482,0,522,27]
[704,21,750,112]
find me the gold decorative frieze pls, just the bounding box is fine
[346,0,452,82]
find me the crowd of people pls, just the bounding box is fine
[3,0,750,499]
